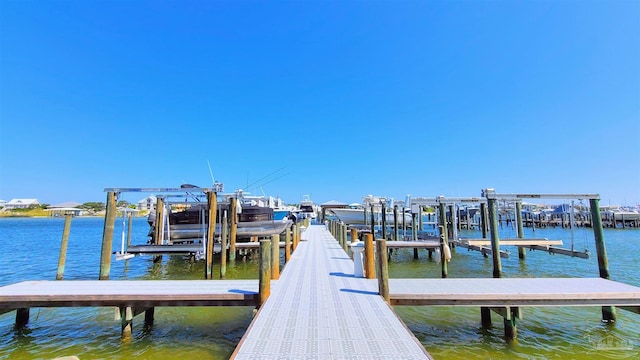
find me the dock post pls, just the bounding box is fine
[56,214,72,280]
[480,307,491,327]
[370,204,376,235]
[438,225,448,278]
[376,239,390,303]
[381,204,387,240]
[220,210,228,279]
[127,211,133,249]
[285,227,292,262]
[412,212,418,241]
[419,206,424,231]
[259,239,271,307]
[487,195,503,278]
[205,191,218,280]
[589,198,616,322]
[342,224,349,252]
[229,197,237,263]
[120,306,133,340]
[364,232,375,279]
[480,202,488,238]
[293,224,299,250]
[271,234,280,279]
[393,205,399,241]
[99,191,117,280]
[515,201,526,260]
[351,228,358,244]
[144,308,155,329]
[152,197,164,263]
[15,308,29,328]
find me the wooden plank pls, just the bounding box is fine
[385,240,440,249]
[0,280,264,308]
[462,239,563,247]
[388,278,640,307]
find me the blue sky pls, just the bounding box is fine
[1,0,638,206]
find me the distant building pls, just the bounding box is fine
[137,195,157,211]
[0,200,6,208]
[5,199,40,209]
[47,201,84,216]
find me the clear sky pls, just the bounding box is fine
[1,0,638,207]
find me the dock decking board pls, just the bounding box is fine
[231,225,433,360]
[0,280,263,308]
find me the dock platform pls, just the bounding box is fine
[231,225,433,359]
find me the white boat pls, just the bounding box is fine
[328,195,413,225]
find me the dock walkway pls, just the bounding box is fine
[231,225,432,359]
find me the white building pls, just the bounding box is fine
[5,199,40,209]
[137,195,157,211]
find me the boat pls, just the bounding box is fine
[327,195,413,226]
[147,187,293,245]
[295,195,317,219]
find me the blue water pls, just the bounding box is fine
[1,217,639,359]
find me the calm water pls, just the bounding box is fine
[0,217,638,359]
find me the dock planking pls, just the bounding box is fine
[0,279,265,309]
[231,225,433,359]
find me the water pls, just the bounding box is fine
[1,217,639,359]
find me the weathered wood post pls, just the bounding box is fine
[15,308,29,329]
[393,205,399,241]
[516,201,526,260]
[56,214,72,280]
[487,194,503,279]
[364,232,375,279]
[412,212,418,241]
[285,226,292,262]
[376,239,390,303]
[120,306,133,340]
[152,196,165,263]
[438,225,449,278]
[99,191,117,280]
[205,191,217,280]
[381,203,387,240]
[220,210,228,279]
[342,224,349,252]
[370,204,376,235]
[259,239,271,307]
[153,197,164,245]
[419,205,424,231]
[480,200,491,327]
[229,197,237,263]
[271,234,280,280]
[590,197,616,322]
[351,228,358,244]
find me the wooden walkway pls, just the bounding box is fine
[231,225,433,359]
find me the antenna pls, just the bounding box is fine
[207,160,215,185]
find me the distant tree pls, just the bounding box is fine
[79,202,106,212]
[117,200,129,208]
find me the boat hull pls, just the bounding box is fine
[328,208,413,226]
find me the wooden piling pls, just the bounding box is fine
[437,225,448,278]
[351,228,358,244]
[220,211,228,279]
[205,191,217,280]
[342,224,348,252]
[15,308,29,328]
[515,201,526,260]
[127,212,133,249]
[381,205,387,240]
[229,197,237,263]
[285,227,292,262]
[487,197,503,278]
[120,306,133,340]
[56,214,72,280]
[376,239,390,303]
[370,204,376,235]
[259,239,271,307]
[590,198,616,322]
[99,191,117,280]
[364,232,375,279]
[393,205,399,241]
[271,234,280,280]
[152,196,164,263]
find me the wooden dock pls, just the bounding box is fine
[231,225,433,359]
